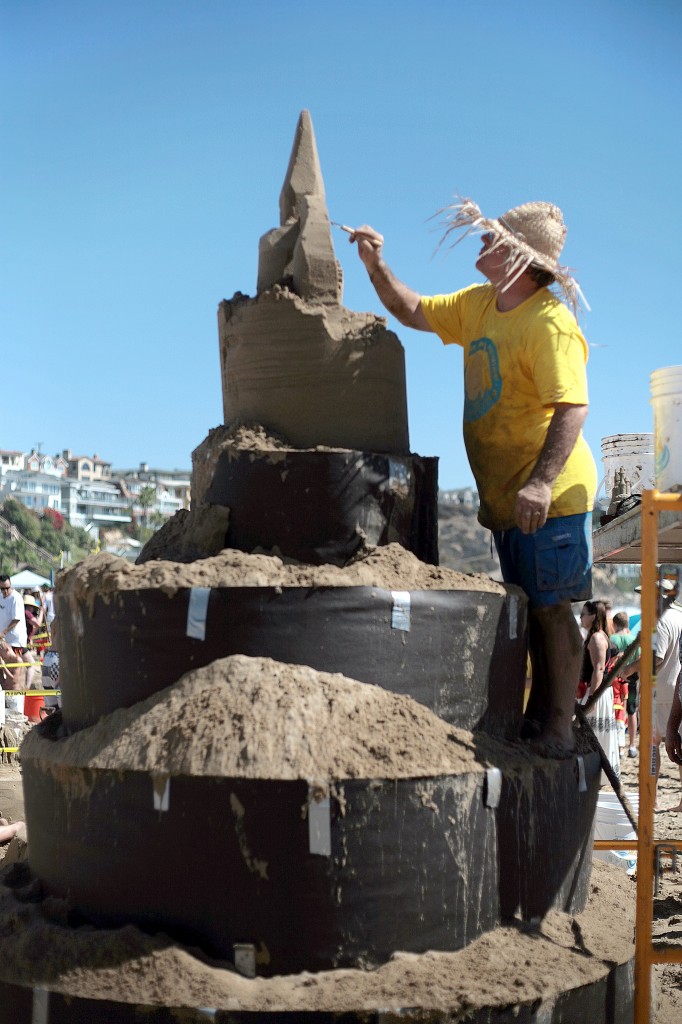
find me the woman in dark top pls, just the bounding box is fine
[580,599,620,781]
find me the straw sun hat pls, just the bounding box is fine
[436,196,588,315]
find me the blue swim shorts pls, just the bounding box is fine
[492,512,593,608]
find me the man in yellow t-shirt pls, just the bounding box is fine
[348,197,597,756]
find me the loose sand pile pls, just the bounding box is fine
[22,655,483,780]
[58,542,508,615]
[136,503,231,564]
[0,859,633,1013]
[194,423,351,460]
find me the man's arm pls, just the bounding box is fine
[349,225,433,333]
[515,403,588,534]
[665,682,682,765]
[622,653,662,680]
[0,618,19,641]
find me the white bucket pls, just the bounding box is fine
[598,433,655,507]
[651,365,682,493]
[593,792,638,873]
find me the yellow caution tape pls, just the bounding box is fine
[4,690,61,697]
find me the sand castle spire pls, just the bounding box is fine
[258,109,342,302]
[279,109,325,223]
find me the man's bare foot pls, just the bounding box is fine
[660,801,682,813]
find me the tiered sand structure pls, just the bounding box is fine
[0,111,635,1021]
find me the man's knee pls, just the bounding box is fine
[529,601,583,658]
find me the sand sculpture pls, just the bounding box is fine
[219,110,408,454]
[2,111,635,1020]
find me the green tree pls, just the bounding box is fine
[39,519,62,556]
[2,498,41,543]
[138,486,157,529]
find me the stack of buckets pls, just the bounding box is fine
[598,365,682,507]
[651,365,682,493]
[599,433,654,508]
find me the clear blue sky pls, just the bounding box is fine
[3,0,681,490]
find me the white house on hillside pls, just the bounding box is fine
[60,479,131,536]
[0,470,63,512]
[115,463,191,523]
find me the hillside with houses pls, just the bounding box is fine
[0,446,191,573]
[1,447,190,534]
[0,454,641,610]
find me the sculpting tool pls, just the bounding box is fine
[330,221,354,235]
[331,222,383,248]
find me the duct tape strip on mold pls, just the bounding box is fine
[485,767,502,808]
[187,586,211,640]
[576,756,587,792]
[32,988,49,1024]
[508,593,518,639]
[391,591,411,631]
[152,775,170,812]
[308,785,332,856]
[234,943,257,978]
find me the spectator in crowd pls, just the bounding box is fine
[579,599,621,782]
[30,591,44,624]
[624,578,682,810]
[0,576,26,651]
[41,620,61,710]
[23,595,41,644]
[664,666,682,811]
[41,582,55,628]
[0,638,23,688]
[610,610,640,758]
[603,599,615,636]
[0,576,36,689]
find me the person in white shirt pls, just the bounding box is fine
[40,583,55,627]
[0,576,27,651]
[624,579,682,811]
[0,576,36,688]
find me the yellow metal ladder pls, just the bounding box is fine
[635,489,682,1021]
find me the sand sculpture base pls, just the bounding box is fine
[21,658,602,974]
[0,859,634,1022]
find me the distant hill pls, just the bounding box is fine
[437,502,639,611]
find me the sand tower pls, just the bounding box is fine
[1,112,634,1020]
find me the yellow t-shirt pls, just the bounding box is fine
[420,283,597,531]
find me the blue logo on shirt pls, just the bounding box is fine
[463,337,502,422]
